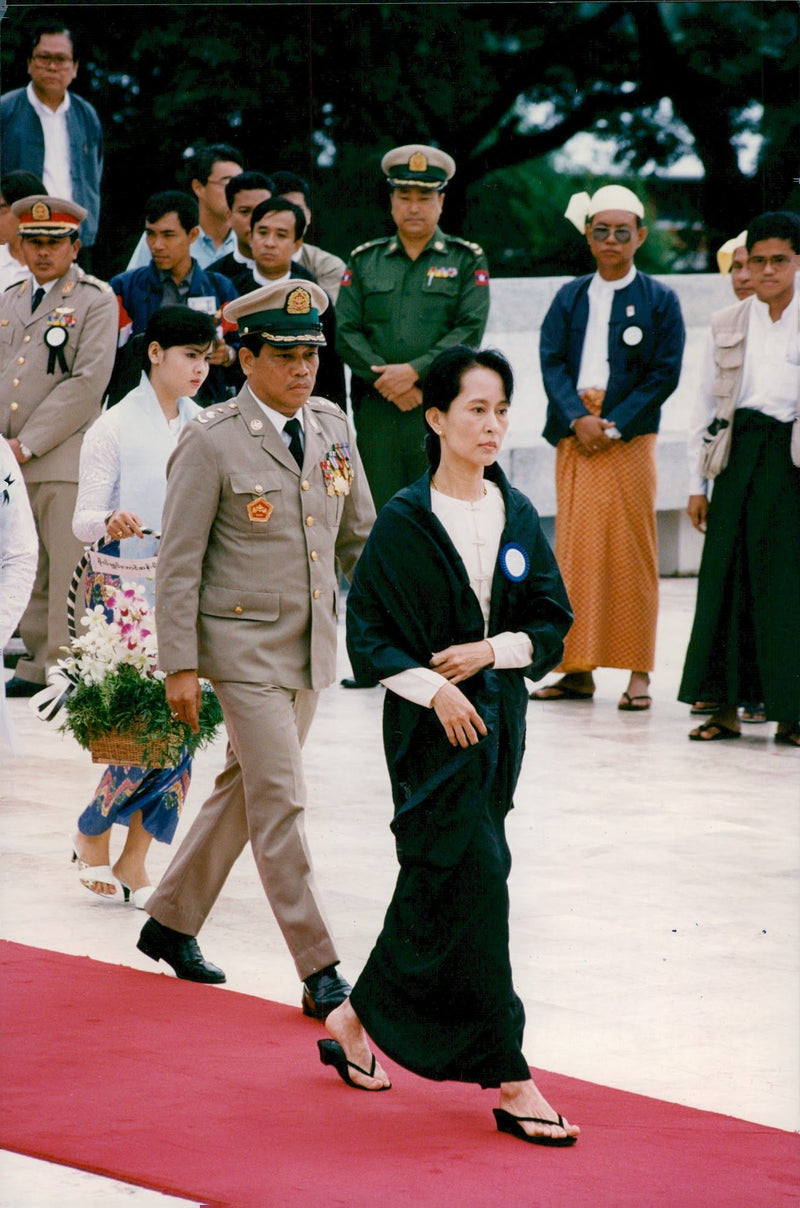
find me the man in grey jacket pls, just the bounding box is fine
[1,20,103,265]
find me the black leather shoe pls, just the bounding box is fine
[340,677,378,689]
[4,676,42,697]
[302,966,352,1019]
[137,917,226,984]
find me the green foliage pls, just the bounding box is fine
[63,667,223,768]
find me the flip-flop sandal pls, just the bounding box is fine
[690,701,718,715]
[618,693,652,711]
[688,720,741,742]
[529,685,594,701]
[774,726,800,747]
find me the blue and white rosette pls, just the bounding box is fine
[499,542,529,582]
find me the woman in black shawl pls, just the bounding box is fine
[318,346,579,1146]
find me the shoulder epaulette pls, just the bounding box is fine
[309,395,346,417]
[194,401,240,428]
[446,235,484,256]
[350,237,391,257]
[78,273,113,293]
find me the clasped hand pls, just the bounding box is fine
[370,362,422,410]
[573,414,614,457]
[430,640,493,748]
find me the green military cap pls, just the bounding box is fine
[12,195,87,238]
[381,144,456,191]
[223,280,328,346]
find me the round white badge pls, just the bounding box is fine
[499,542,529,582]
[622,325,643,346]
[44,326,67,347]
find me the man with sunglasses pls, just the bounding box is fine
[680,211,800,747]
[532,185,685,712]
[1,21,103,271]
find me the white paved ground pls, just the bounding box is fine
[1,578,797,1204]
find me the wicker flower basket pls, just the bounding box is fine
[89,728,174,769]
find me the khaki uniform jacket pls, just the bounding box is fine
[296,242,347,303]
[0,265,118,483]
[155,386,376,689]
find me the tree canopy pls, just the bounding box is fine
[3,1,797,277]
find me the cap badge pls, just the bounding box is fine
[31,201,51,222]
[409,151,428,172]
[286,287,312,316]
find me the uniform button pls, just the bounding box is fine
[17,357,25,365]
[0,320,8,326]
[10,402,19,411]
[22,336,31,344]
[254,483,263,494]
[313,589,321,599]
[305,515,314,526]
[301,480,310,491]
[310,550,318,562]
[12,379,19,387]
[233,605,244,614]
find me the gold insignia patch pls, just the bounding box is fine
[31,201,51,222]
[247,497,274,523]
[286,287,311,315]
[409,151,428,172]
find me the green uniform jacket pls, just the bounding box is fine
[336,226,490,386]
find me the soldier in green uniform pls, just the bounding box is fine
[337,143,490,513]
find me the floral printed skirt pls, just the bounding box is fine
[77,749,191,844]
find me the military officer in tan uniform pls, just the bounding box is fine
[1,195,117,694]
[138,281,376,1017]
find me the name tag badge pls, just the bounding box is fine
[247,497,273,523]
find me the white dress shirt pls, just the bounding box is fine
[576,264,637,392]
[246,384,304,453]
[26,82,73,200]
[687,292,800,495]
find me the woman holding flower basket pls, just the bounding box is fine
[69,306,216,906]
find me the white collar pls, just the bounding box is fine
[26,80,71,118]
[253,266,292,287]
[590,264,637,294]
[245,384,304,434]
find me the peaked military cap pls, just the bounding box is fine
[223,280,328,346]
[381,144,456,191]
[12,195,87,238]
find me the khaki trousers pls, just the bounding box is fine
[147,681,339,980]
[16,481,83,685]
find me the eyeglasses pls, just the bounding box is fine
[589,225,634,244]
[31,53,74,66]
[747,254,793,269]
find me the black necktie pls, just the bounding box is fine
[31,287,45,313]
[284,417,304,468]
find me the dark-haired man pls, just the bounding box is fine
[269,170,346,301]
[126,143,244,272]
[137,280,375,1015]
[109,191,238,403]
[0,170,46,291]
[1,196,117,695]
[230,198,344,406]
[1,21,103,265]
[680,210,800,747]
[209,171,273,285]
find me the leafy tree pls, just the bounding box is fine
[2,2,796,276]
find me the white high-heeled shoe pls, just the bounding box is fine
[120,883,154,910]
[71,839,118,898]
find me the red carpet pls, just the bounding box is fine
[1,941,797,1208]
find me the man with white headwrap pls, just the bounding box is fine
[531,185,685,711]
